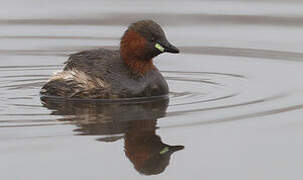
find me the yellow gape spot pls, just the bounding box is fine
[155,43,165,52]
[159,147,169,154]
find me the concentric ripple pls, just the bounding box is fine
[1,62,299,132]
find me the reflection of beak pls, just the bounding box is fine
[160,145,184,155]
[155,41,180,54]
[169,145,184,153]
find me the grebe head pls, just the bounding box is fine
[120,20,179,61]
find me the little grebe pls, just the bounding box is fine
[40,20,179,99]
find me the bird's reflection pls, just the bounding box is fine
[41,97,184,175]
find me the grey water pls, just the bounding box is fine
[1,0,303,179]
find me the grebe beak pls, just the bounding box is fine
[155,41,180,54]
[159,145,184,155]
[164,42,179,53]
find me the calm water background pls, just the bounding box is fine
[1,0,303,179]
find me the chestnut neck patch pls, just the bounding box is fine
[120,29,155,75]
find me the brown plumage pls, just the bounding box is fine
[120,29,155,75]
[40,20,179,99]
